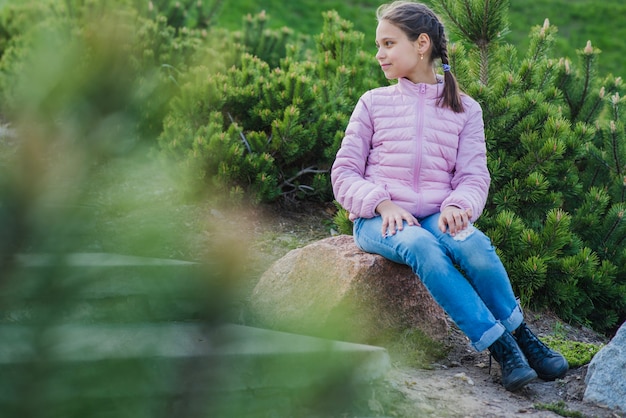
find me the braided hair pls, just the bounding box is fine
[376,1,464,113]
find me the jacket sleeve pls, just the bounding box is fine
[440,99,491,221]
[331,93,390,219]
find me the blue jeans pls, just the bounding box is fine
[353,213,523,351]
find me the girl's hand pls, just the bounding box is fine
[375,200,419,237]
[438,206,473,236]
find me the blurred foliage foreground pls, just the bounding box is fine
[0,2,396,417]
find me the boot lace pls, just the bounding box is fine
[489,333,528,374]
[515,324,553,363]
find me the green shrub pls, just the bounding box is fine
[158,10,385,203]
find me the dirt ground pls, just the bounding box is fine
[241,202,624,418]
[384,315,621,418]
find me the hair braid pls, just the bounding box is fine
[437,21,463,112]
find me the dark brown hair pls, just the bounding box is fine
[377,1,464,112]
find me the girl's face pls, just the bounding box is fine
[375,20,421,83]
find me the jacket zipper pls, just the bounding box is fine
[414,84,426,214]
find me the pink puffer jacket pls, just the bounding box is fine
[331,77,490,221]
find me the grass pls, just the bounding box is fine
[544,336,604,367]
[214,0,626,77]
[214,0,379,37]
[535,400,586,418]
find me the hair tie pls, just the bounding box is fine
[442,64,451,72]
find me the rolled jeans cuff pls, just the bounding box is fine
[471,304,524,352]
[472,322,506,352]
[501,303,524,333]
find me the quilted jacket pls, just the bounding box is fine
[331,77,490,221]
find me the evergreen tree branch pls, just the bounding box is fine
[572,43,596,121]
[437,1,474,44]
[280,166,327,190]
[602,213,623,245]
[502,99,536,134]
[521,22,549,89]
[582,50,593,98]
[588,167,601,189]
[583,96,605,125]
[227,112,252,154]
[557,60,575,115]
[610,122,622,178]
[479,45,489,85]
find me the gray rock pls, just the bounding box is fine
[584,321,626,412]
[249,235,448,344]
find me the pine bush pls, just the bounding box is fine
[158,10,385,203]
[144,0,224,30]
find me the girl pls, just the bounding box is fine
[331,0,568,391]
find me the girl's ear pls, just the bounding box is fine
[416,33,431,56]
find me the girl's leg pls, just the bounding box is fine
[419,214,567,384]
[353,216,504,351]
[419,213,523,333]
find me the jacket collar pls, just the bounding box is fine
[397,76,444,99]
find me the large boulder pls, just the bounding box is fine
[248,235,448,344]
[584,321,626,412]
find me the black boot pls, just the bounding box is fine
[513,322,569,380]
[488,331,537,391]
